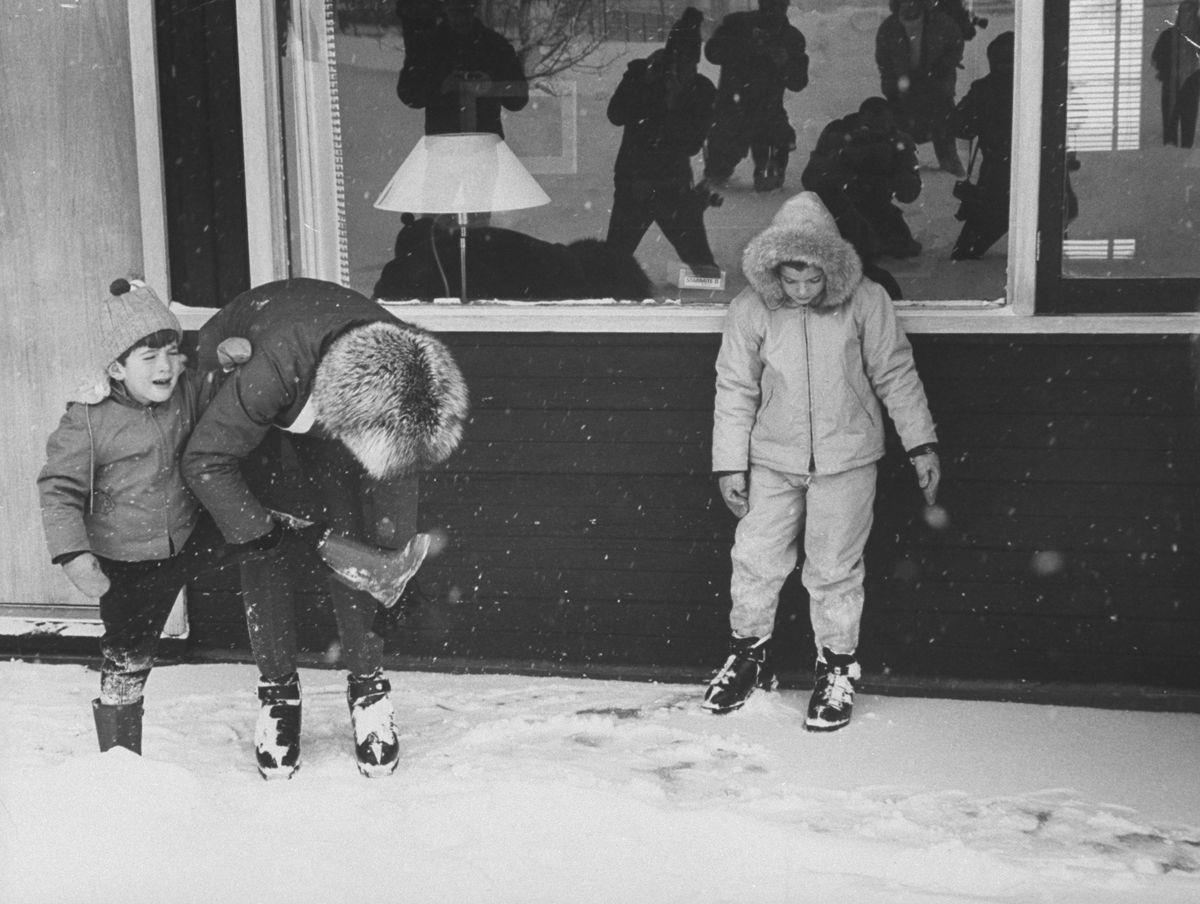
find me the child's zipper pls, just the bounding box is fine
[803,306,816,473]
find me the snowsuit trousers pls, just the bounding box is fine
[97,514,230,703]
[606,178,718,271]
[239,432,384,680]
[729,463,877,655]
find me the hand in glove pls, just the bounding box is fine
[215,337,252,372]
[62,552,111,598]
[911,450,941,505]
[718,472,750,519]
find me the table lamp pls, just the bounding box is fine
[374,132,550,303]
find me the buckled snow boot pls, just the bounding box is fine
[702,634,776,714]
[255,673,302,780]
[92,698,143,754]
[805,648,861,732]
[348,670,400,778]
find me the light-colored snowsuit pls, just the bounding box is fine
[712,192,937,653]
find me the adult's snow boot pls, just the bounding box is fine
[347,670,400,778]
[805,648,861,732]
[702,634,776,714]
[255,672,301,780]
[92,698,143,754]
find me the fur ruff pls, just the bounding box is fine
[741,194,863,311]
[312,321,469,479]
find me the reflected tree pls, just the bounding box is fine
[479,0,607,83]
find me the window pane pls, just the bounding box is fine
[1061,0,1200,279]
[323,1,1014,305]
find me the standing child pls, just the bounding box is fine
[705,192,940,730]
[37,279,237,754]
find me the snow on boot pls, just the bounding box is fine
[318,532,432,608]
[255,673,301,780]
[92,698,143,754]
[805,648,860,732]
[702,634,776,714]
[347,670,400,778]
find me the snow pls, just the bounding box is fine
[2,660,1198,903]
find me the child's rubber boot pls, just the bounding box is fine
[92,698,143,754]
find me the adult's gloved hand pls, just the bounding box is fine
[62,552,111,598]
[718,472,750,519]
[215,337,252,372]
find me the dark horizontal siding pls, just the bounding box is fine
[186,333,1200,695]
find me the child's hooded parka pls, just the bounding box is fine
[712,192,937,477]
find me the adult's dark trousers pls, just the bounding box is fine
[239,432,384,680]
[1162,72,1200,147]
[97,513,230,702]
[952,182,1010,259]
[606,179,717,270]
[891,89,959,167]
[704,99,794,181]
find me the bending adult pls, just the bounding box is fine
[182,278,468,780]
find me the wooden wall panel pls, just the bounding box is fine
[0,2,141,609]
[186,333,1200,695]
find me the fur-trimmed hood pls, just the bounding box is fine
[312,321,469,479]
[741,192,863,311]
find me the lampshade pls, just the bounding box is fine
[374,132,550,215]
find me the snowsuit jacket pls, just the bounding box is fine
[396,19,528,137]
[39,373,214,563]
[182,278,395,545]
[712,198,937,477]
[875,9,963,102]
[607,53,716,183]
[705,11,808,112]
[801,112,922,204]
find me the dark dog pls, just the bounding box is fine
[373,214,654,302]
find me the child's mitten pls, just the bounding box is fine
[62,552,111,598]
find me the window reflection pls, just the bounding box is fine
[1062,0,1200,279]
[321,0,1014,305]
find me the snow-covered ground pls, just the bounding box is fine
[2,660,1197,903]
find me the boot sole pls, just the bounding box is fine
[258,762,300,780]
[356,759,399,778]
[804,717,850,733]
[701,699,745,714]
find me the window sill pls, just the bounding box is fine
[172,300,1200,335]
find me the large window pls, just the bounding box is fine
[239,0,1200,326]
[1038,0,1200,312]
[274,0,1016,308]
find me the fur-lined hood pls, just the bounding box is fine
[741,192,863,311]
[312,321,469,480]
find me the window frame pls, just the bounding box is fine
[230,0,1200,335]
[1035,0,1200,315]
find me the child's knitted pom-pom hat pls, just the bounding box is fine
[97,278,182,368]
